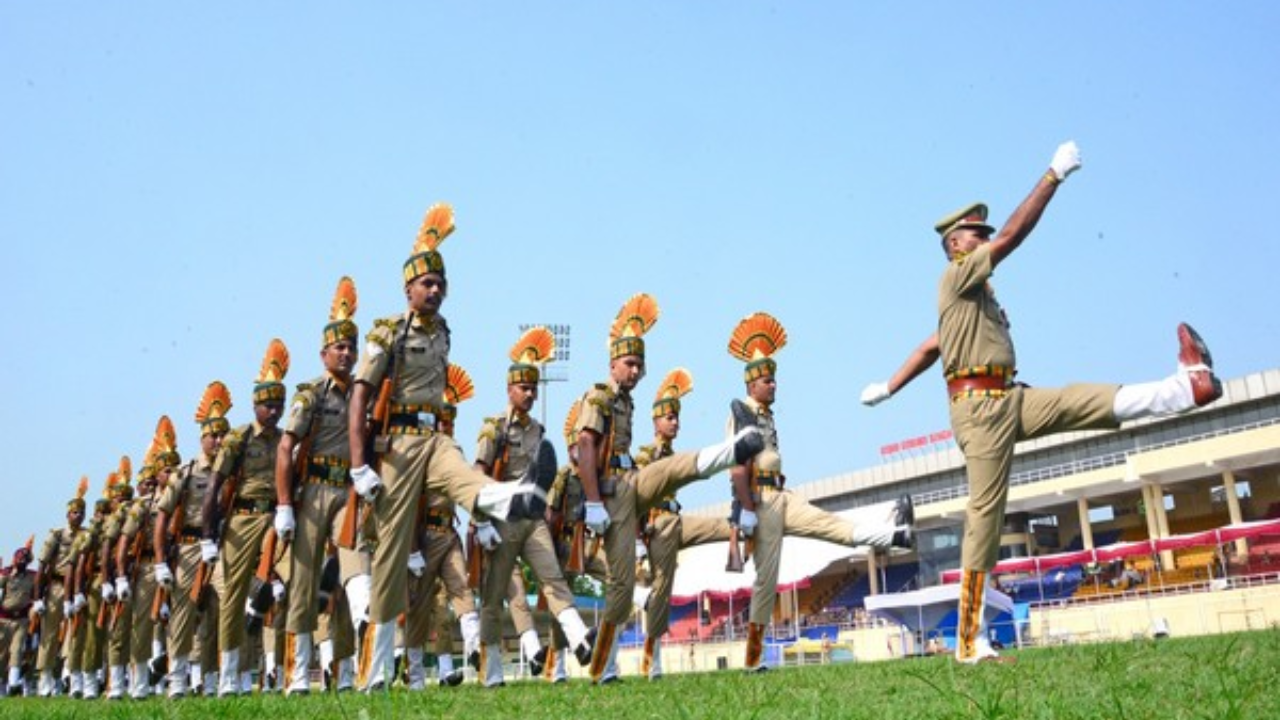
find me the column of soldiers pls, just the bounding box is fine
[12,148,1218,696]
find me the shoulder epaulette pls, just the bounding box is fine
[478,417,502,442]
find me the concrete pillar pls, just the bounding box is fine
[1221,470,1248,557]
[1076,498,1095,550]
[867,552,880,596]
[1152,485,1175,570]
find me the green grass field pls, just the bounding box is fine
[5,629,1279,720]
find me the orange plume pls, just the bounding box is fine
[654,367,694,404]
[510,326,555,365]
[728,312,788,363]
[117,455,132,485]
[609,293,660,345]
[257,338,290,383]
[102,472,118,497]
[153,415,177,454]
[562,400,582,447]
[76,475,89,500]
[23,534,34,552]
[414,203,455,254]
[195,381,233,424]
[444,364,476,406]
[330,276,358,323]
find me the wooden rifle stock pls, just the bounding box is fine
[336,487,360,550]
[726,525,745,573]
[566,522,586,575]
[466,524,482,590]
[96,594,112,629]
[189,560,210,608]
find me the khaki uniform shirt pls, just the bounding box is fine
[356,313,450,408]
[38,526,81,580]
[120,492,160,545]
[475,410,543,483]
[0,567,35,613]
[285,374,352,461]
[937,242,1016,375]
[635,438,675,504]
[155,454,215,532]
[576,379,634,465]
[213,421,282,503]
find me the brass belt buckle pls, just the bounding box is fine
[328,465,347,484]
[417,411,437,430]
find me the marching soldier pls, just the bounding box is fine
[0,537,36,696]
[100,460,135,700]
[472,327,594,687]
[726,312,913,672]
[201,338,290,696]
[860,141,1223,663]
[574,293,764,683]
[345,203,533,691]
[115,417,180,699]
[400,363,481,690]
[634,368,735,680]
[153,381,232,697]
[63,484,113,699]
[276,277,360,696]
[32,478,89,696]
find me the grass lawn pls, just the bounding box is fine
[5,629,1278,719]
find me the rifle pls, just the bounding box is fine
[152,502,185,624]
[726,501,754,573]
[467,415,510,590]
[246,527,281,635]
[111,526,145,631]
[340,315,411,550]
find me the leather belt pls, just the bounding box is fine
[387,412,438,436]
[178,531,203,545]
[0,607,30,621]
[608,455,634,471]
[948,375,1011,402]
[652,499,681,515]
[305,461,350,488]
[233,498,274,515]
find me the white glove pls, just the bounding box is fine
[154,563,174,588]
[351,465,383,502]
[1049,140,1082,181]
[272,579,286,604]
[584,501,610,536]
[32,599,46,615]
[158,601,170,622]
[114,576,131,601]
[738,508,759,538]
[474,522,501,551]
[407,550,426,577]
[101,583,115,603]
[73,592,86,613]
[63,600,75,617]
[200,539,219,564]
[274,505,296,540]
[860,381,892,407]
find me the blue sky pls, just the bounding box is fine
[4,3,1278,553]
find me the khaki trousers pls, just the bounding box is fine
[371,434,493,623]
[404,529,473,647]
[951,384,1116,571]
[35,580,65,671]
[217,511,272,653]
[107,585,131,667]
[0,618,26,674]
[128,563,159,664]
[286,483,348,635]
[166,542,206,659]
[600,451,701,625]
[644,513,730,638]
[480,518,575,645]
[749,488,852,625]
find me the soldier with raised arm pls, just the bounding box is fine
[860,141,1223,664]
